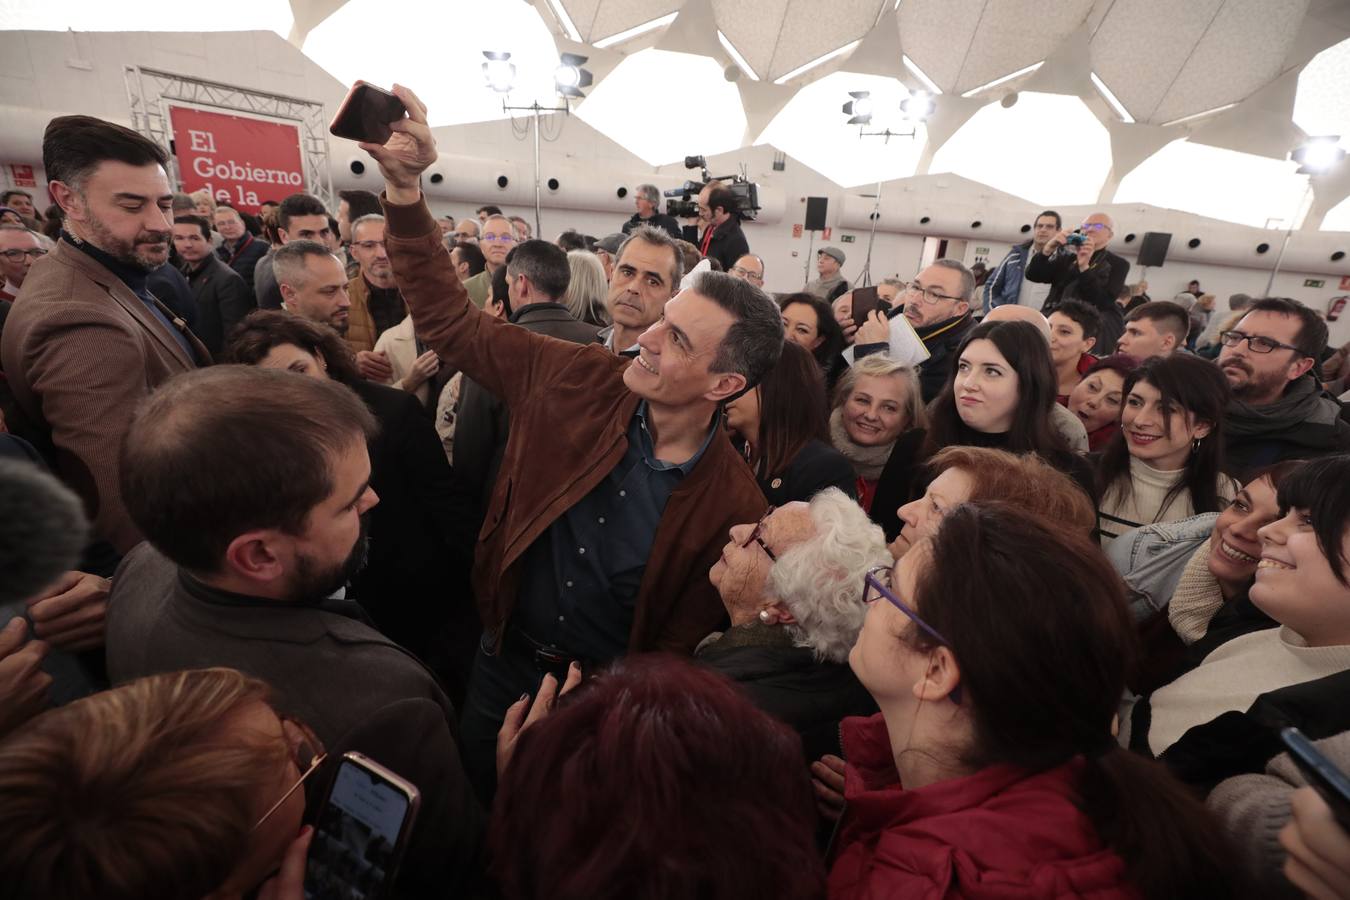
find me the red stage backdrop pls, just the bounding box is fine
[168,106,305,214]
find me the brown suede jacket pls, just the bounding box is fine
[381,194,767,653]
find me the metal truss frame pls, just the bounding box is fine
[123,65,333,210]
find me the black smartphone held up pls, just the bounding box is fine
[851,285,884,328]
[329,82,407,145]
[304,752,420,900]
[1281,727,1350,831]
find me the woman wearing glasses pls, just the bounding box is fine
[1095,354,1237,546]
[829,503,1242,899]
[778,292,847,394]
[870,320,1096,541]
[725,341,855,506]
[700,489,888,760]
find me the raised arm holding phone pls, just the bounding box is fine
[362,85,779,799]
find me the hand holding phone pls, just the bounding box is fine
[1281,727,1350,831]
[329,82,408,145]
[850,286,883,329]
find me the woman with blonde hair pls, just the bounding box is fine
[561,250,610,327]
[827,356,927,521]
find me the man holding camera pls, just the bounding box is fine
[695,184,749,273]
[1024,212,1130,354]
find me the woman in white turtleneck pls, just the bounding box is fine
[1095,354,1237,545]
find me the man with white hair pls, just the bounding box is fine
[1024,211,1130,352]
[700,488,890,760]
[622,183,681,239]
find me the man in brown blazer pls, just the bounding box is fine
[366,86,782,796]
[0,115,206,558]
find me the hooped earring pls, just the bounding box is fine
[758,609,773,624]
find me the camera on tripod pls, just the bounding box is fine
[663,154,761,221]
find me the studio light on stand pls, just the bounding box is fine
[839,89,934,288]
[1265,135,1345,294]
[484,49,593,239]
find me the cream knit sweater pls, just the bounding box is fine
[1098,458,1236,546]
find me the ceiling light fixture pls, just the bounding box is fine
[842,90,873,125]
[901,90,935,122]
[717,30,759,81]
[1090,72,1134,123]
[960,61,1043,98]
[593,12,678,49]
[482,51,516,93]
[555,52,593,98]
[773,39,861,84]
[901,55,942,95]
[1293,135,1346,174]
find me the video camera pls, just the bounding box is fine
[664,154,761,221]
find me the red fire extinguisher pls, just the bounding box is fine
[1330,296,1348,322]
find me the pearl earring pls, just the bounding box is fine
[758,609,772,624]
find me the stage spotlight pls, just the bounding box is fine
[1292,136,1346,174]
[842,91,873,125]
[901,90,935,122]
[482,51,516,93]
[555,53,593,99]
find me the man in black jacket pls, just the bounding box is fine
[697,186,750,273]
[172,215,254,355]
[1024,212,1130,352]
[849,259,976,402]
[213,203,269,291]
[456,240,600,517]
[621,183,681,239]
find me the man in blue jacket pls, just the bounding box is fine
[982,209,1060,315]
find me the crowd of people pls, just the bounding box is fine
[3,84,1350,899]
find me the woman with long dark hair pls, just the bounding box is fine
[870,320,1096,539]
[831,502,1243,899]
[1095,354,1236,545]
[779,292,846,393]
[1068,353,1140,452]
[724,340,854,505]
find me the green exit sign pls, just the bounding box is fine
[841,234,856,243]
[1305,278,1326,288]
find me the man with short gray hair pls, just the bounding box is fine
[599,225,682,355]
[1025,210,1130,351]
[274,240,351,335]
[622,183,681,239]
[461,214,515,308]
[344,213,405,354]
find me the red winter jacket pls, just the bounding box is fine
[828,714,1140,899]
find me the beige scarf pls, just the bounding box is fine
[829,406,895,481]
[1168,542,1226,645]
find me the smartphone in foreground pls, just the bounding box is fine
[329,82,407,145]
[851,285,884,328]
[304,752,420,900]
[1281,727,1350,831]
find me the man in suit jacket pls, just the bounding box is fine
[173,214,254,355]
[213,202,269,291]
[0,115,206,558]
[105,366,483,891]
[1024,212,1130,352]
[455,239,601,514]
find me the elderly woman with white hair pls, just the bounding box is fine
[698,488,887,760]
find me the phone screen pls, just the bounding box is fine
[304,758,414,900]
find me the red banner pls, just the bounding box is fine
[169,106,305,214]
[9,164,35,187]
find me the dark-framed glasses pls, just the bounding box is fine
[0,248,47,262]
[903,280,962,306]
[740,505,777,561]
[730,265,763,283]
[1219,330,1304,356]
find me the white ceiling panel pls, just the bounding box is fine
[951,0,1094,95]
[763,0,888,82]
[588,0,682,42]
[1090,0,1225,122]
[897,0,986,92]
[713,0,791,79]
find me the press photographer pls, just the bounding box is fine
[1023,211,1130,352]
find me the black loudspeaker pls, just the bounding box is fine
[804,196,828,232]
[1137,231,1172,268]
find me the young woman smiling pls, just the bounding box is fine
[1095,355,1237,546]
[1068,354,1140,451]
[778,292,846,394]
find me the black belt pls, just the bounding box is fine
[501,627,593,678]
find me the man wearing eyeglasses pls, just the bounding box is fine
[728,253,765,288]
[343,215,406,363]
[1217,297,1350,470]
[0,224,44,305]
[845,259,977,402]
[460,215,515,309]
[1024,212,1130,353]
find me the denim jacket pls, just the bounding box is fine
[981,242,1030,314]
[1105,513,1218,622]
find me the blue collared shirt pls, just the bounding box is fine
[513,401,718,662]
